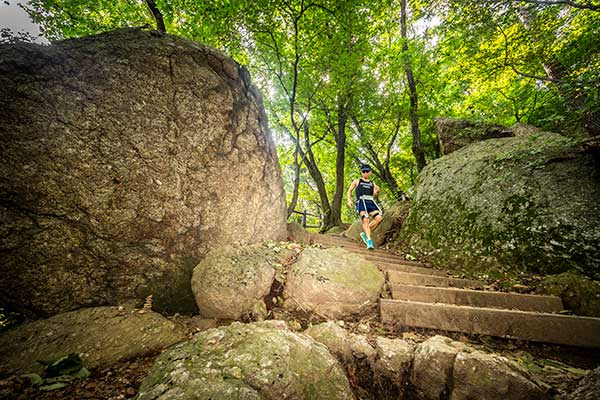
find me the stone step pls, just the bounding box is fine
[315,239,427,266]
[387,270,485,289]
[391,284,564,313]
[376,262,447,277]
[362,253,427,266]
[379,299,600,348]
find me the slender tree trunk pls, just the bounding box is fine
[303,123,332,229]
[400,0,426,171]
[286,140,302,218]
[329,97,348,229]
[145,0,166,33]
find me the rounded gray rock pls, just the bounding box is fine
[191,244,289,319]
[137,321,355,400]
[0,306,187,376]
[283,247,384,319]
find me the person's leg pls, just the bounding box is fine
[369,212,383,231]
[361,211,372,239]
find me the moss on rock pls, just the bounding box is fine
[283,247,384,319]
[400,132,600,278]
[191,244,292,319]
[536,272,600,317]
[137,321,355,400]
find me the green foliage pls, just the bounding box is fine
[19,0,599,225]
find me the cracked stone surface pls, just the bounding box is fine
[0,28,287,317]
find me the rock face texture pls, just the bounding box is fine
[434,117,515,155]
[283,247,384,319]
[0,306,187,376]
[191,244,291,319]
[411,335,465,400]
[451,350,547,400]
[137,321,355,400]
[401,131,600,277]
[0,28,287,317]
[536,272,600,317]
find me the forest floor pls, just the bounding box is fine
[2,310,599,400]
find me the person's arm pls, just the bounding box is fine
[347,179,358,208]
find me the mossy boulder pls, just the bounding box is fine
[434,117,514,155]
[282,247,384,319]
[191,244,292,320]
[0,306,187,376]
[325,226,346,235]
[345,201,410,247]
[535,272,600,317]
[400,132,600,277]
[136,321,355,400]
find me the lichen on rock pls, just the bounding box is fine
[400,131,600,278]
[0,306,187,376]
[191,244,292,320]
[282,247,384,319]
[136,321,355,400]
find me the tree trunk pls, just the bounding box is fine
[286,139,302,218]
[400,0,427,171]
[144,0,166,33]
[329,97,348,229]
[351,115,405,200]
[303,123,333,229]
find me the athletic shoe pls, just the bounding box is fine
[367,239,374,249]
[360,232,368,245]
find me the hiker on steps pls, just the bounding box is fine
[347,164,383,250]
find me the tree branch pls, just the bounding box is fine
[503,0,600,12]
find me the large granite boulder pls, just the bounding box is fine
[434,117,515,155]
[0,306,187,376]
[401,132,600,277]
[0,28,287,317]
[191,244,291,319]
[282,247,384,319]
[345,201,410,247]
[304,321,376,363]
[136,321,355,400]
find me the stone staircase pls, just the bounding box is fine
[313,234,600,348]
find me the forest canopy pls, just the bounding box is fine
[13,0,600,229]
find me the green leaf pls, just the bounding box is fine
[39,382,68,391]
[20,373,44,386]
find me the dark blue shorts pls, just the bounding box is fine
[356,200,379,214]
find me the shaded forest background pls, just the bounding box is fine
[9,0,600,230]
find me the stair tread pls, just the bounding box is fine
[380,299,600,348]
[390,283,563,312]
[386,270,485,289]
